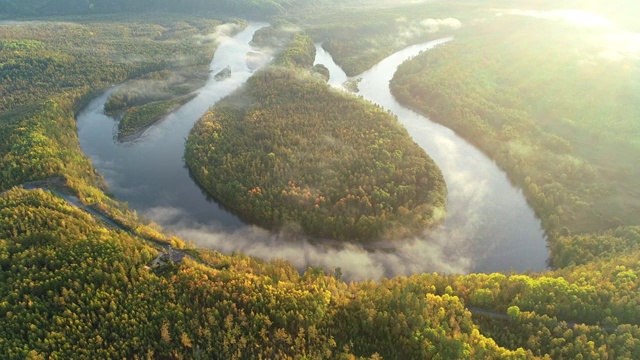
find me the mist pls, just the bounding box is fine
[497,9,612,28]
[395,17,462,45]
[145,205,473,281]
[194,22,245,44]
[77,23,547,284]
[495,9,640,61]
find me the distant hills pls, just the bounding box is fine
[0,0,290,17]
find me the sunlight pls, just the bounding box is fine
[601,32,640,59]
[499,9,613,28]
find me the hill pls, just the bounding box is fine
[0,0,287,17]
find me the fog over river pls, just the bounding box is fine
[77,22,548,280]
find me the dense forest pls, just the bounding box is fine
[300,2,470,76]
[298,0,640,76]
[186,33,446,242]
[1,187,526,359]
[0,0,290,17]
[2,189,639,358]
[1,0,640,358]
[390,15,640,253]
[0,17,223,242]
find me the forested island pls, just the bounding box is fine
[1,0,640,358]
[117,93,197,137]
[104,68,209,137]
[186,34,446,242]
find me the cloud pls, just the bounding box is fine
[144,206,188,224]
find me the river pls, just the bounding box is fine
[77,23,548,280]
[315,41,548,274]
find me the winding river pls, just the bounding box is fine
[77,23,548,280]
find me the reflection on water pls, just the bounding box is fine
[78,23,271,230]
[77,23,547,280]
[315,40,548,273]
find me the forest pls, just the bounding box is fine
[0,0,289,17]
[0,16,223,243]
[186,33,446,242]
[390,14,640,259]
[299,1,472,76]
[1,188,534,359]
[1,0,639,358]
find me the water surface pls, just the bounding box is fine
[78,25,548,280]
[315,40,548,273]
[78,23,270,230]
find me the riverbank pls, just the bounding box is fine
[185,34,447,243]
[316,40,548,273]
[118,93,198,138]
[389,16,640,267]
[77,29,546,277]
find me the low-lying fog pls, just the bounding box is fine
[78,22,548,281]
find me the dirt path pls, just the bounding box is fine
[11,177,196,266]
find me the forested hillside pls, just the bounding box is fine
[298,1,470,75]
[1,1,640,358]
[2,188,639,358]
[1,187,526,359]
[0,0,288,17]
[185,33,446,242]
[385,6,640,355]
[0,17,224,241]
[391,15,640,252]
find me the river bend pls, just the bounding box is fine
[77,23,547,280]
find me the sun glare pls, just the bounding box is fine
[499,9,612,28]
[601,32,640,60]
[496,8,640,61]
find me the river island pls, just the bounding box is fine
[185,34,447,242]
